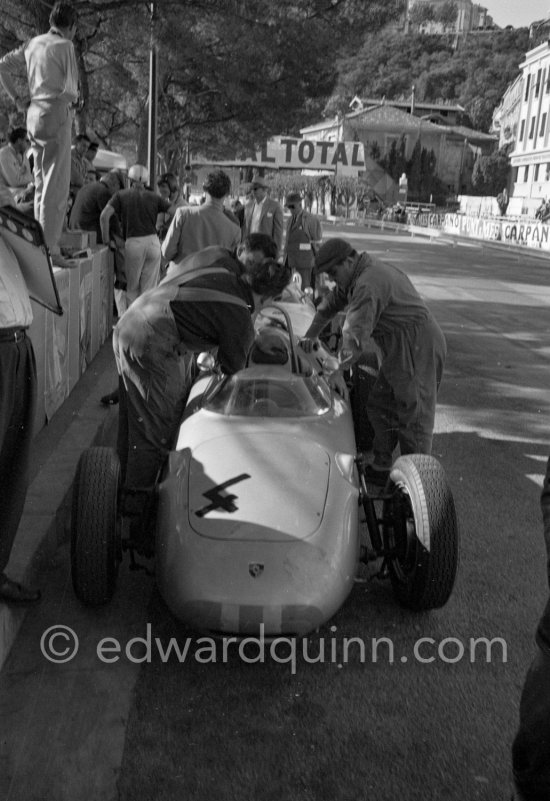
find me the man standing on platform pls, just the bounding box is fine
[0,1,79,266]
[283,191,322,291]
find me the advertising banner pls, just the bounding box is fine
[443,214,550,251]
[201,138,366,175]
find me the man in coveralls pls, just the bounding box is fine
[283,192,322,291]
[114,240,291,553]
[302,237,446,486]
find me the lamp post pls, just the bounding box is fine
[148,0,158,187]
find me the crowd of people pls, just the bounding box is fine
[0,4,548,798]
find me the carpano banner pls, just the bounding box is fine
[201,139,366,174]
[443,214,550,250]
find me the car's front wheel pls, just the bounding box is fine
[71,446,122,606]
[383,454,459,611]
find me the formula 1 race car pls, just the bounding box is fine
[71,297,459,636]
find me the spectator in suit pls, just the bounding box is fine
[283,191,322,291]
[243,176,284,259]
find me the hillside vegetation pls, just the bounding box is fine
[327,27,530,132]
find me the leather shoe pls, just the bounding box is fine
[0,573,41,604]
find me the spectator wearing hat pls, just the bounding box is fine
[161,169,241,272]
[302,237,446,486]
[283,192,322,291]
[243,176,284,259]
[0,127,33,198]
[0,1,79,265]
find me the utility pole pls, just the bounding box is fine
[148,0,158,187]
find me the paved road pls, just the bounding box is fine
[1,228,549,800]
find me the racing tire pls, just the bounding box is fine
[349,353,378,453]
[383,454,459,611]
[71,446,122,606]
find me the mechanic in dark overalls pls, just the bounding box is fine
[283,192,322,292]
[302,237,446,486]
[113,240,291,553]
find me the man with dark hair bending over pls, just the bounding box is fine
[114,239,291,555]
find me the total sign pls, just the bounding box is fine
[210,138,366,175]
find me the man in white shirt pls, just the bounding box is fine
[0,1,79,265]
[0,127,33,199]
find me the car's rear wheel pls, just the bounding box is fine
[383,454,459,611]
[71,446,122,606]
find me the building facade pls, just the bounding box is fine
[300,103,497,197]
[408,0,494,34]
[509,41,550,211]
[491,75,523,150]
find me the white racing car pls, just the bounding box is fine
[71,294,459,636]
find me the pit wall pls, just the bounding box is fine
[29,244,114,434]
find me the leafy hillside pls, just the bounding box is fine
[327,27,530,132]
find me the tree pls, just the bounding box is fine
[434,1,458,31]
[471,146,511,196]
[409,2,436,26]
[0,0,406,165]
[325,26,529,133]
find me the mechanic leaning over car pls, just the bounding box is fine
[302,237,446,486]
[113,236,291,554]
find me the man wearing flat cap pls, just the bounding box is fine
[283,192,322,291]
[243,176,284,259]
[302,237,446,485]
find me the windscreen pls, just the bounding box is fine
[203,368,332,418]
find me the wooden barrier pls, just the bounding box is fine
[29,246,114,434]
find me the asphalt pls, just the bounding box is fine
[0,337,120,671]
